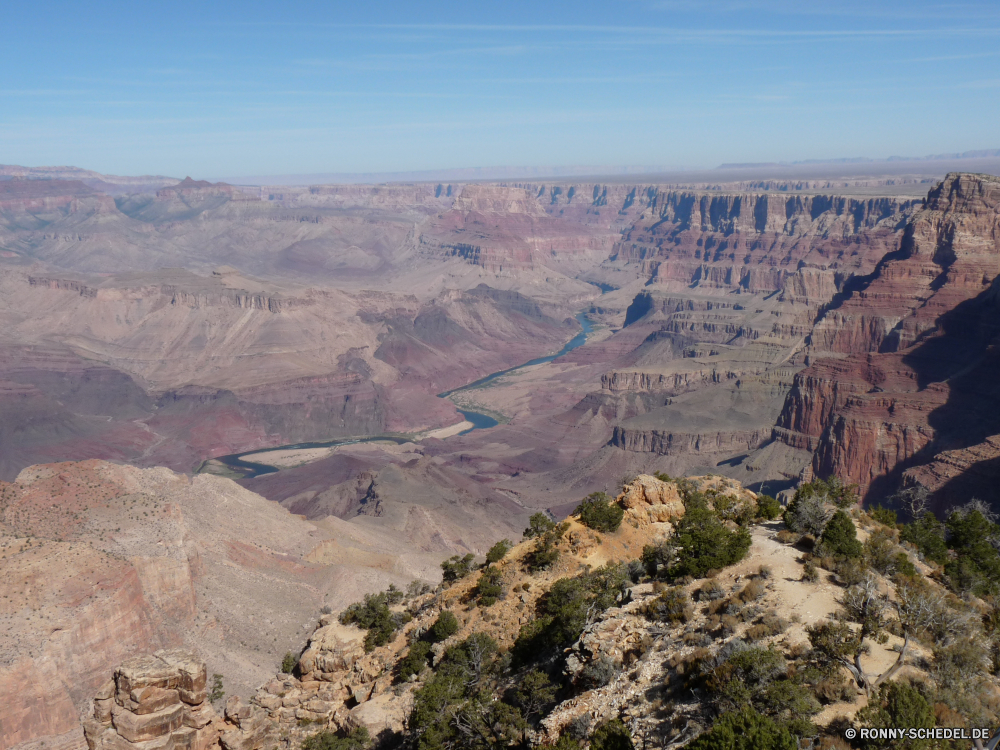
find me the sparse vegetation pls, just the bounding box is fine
[301,727,371,750]
[281,652,298,674]
[440,553,477,583]
[523,512,556,539]
[318,474,1000,750]
[575,492,625,532]
[339,587,412,652]
[485,539,512,565]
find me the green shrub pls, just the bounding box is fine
[671,505,752,578]
[485,539,512,565]
[208,673,224,703]
[281,652,298,674]
[427,610,460,643]
[440,553,476,583]
[505,669,558,722]
[855,681,933,750]
[756,495,783,521]
[525,522,568,572]
[408,633,510,749]
[819,510,863,558]
[685,707,796,750]
[590,718,634,750]
[706,645,788,708]
[641,541,673,578]
[301,727,371,750]
[944,507,1000,597]
[339,589,413,652]
[523,512,556,539]
[397,640,432,682]
[576,492,625,533]
[525,535,560,572]
[899,512,948,565]
[512,574,605,667]
[476,567,504,607]
[868,504,897,527]
[552,736,582,750]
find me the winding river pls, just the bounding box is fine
[208,313,594,478]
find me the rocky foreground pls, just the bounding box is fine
[68,472,999,750]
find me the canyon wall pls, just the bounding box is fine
[773,173,1000,501]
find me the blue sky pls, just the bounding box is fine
[2,0,999,177]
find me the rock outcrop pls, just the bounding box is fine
[617,473,685,526]
[81,651,279,750]
[83,650,222,750]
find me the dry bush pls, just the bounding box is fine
[720,614,740,635]
[834,557,867,586]
[897,577,981,647]
[814,671,856,704]
[786,641,809,659]
[776,529,799,545]
[933,702,966,727]
[697,579,726,601]
[802,561,819,583]
[707,598,730,616]
[816,735,852,750]
[737,579,766,603]
[757,565,773,580]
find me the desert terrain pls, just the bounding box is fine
[4,157,1000,749]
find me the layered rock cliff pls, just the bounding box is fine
[608,189,918,297]
[773,173,1000,500]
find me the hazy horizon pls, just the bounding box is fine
[3,0,1000,177]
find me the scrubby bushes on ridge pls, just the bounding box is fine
[575,491,625,533]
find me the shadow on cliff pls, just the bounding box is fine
[863,278,1000,509]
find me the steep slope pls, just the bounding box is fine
[121,472,974,750]
[0,458,502,750]
[773,173,1000,502]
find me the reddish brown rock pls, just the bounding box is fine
[774,173,1000,499]
[84,651,223,750]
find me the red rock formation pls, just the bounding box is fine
[609,190,917,297]
[773,173,1000,499]
[419,185,614,273]
[82,650,223,750]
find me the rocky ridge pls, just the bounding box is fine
[0,458,476,750]
[79,471,974,750]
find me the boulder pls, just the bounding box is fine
[130,686,182,714]
[617,475,685,527]
[112,702,184,743]
[86,651,223,750]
